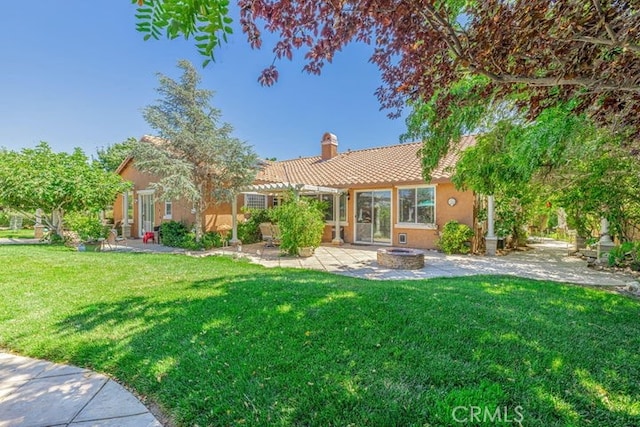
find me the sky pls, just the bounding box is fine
[0,1,409,161]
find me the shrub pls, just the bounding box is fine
[608,241,640,268]
[438,220,474,254]
[237,208,274,244]
[201,231,223,250]
[160,221,190,247]
[271,195,325,256]
[65,213,109,242]
[160,221,224,250]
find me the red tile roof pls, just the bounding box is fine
[256,135,475,188]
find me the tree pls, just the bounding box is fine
[133,59,259,241]
[96,137,137,172]
[0,142,129,236]
[133,1,640,168]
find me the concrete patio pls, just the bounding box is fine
[120,237,635,287]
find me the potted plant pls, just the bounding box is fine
[272,194,325,257]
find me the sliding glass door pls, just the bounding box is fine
[355,190,391,244]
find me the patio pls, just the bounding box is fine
[119,238,635,287]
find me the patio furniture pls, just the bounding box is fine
[153,225,162,244]
[260,222,280,247]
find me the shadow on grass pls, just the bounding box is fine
[35,271,640,426]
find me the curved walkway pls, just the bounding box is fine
[0,353,162,427]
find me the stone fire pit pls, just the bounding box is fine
[377,247,425,270]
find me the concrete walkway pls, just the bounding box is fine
[0,353,162,427]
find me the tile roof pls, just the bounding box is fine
[256,135,475,188]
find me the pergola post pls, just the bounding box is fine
[485,194,498,256]
[331,192,343,245]
[229,193,241,246]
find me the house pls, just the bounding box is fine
[113,133,476,250]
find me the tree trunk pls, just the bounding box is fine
[53,208,64,236]
[194,201,204,242]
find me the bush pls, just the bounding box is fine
[65,213,109,242]
[271,195,325,256]
[160,221,224,250]
[438,220,474,255]
[160,221,190,247]
[201,231,223,250]
[608,241,640,268]
[237,208,274,244]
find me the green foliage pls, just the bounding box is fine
[65,213,110,242]
[200,231,223,250]
[95,137,136,172]
[237,208,273,244]
[438,220,474,254]
[132,0,233,66]
[160,220,223,250]
[608,241,640,270]
[404,74,493,180]
[271,194,325,255]
[159,220,190,247]
[0,142,130,235]
[134,60,258,241]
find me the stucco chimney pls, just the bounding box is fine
[321,132,338,160]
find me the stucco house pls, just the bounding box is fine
[113,133,476,250]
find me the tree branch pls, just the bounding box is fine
[571,36,640,54]
[591,0,618,44]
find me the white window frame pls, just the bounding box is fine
[318,193,348,225]
[395,185,437,229]
[163,201,173,219]
[123,190,134,224]
[244,193,268,210]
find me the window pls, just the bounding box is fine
[123,191,134,224]
[244,193,267,210]
[319,194,347,222]
[164,201,172,219]
[398,186,435,225]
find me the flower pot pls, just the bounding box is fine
[298,246,314,257]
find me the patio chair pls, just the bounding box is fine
[260,222,276,247]
[271,223,281,246]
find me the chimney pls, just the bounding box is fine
[321,132,338,160]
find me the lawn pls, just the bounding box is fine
[0,228,35,239]
[0,246,639,426]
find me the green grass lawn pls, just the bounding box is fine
[0,228,35,239]
[1,246,639,426]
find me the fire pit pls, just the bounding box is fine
[377,248,425,269]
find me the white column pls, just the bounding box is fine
[331,193,343,245]
[230,194,240,246]
[599,217,612,243]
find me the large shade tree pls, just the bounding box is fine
[96,137,137,172]
[0,142,129,235]
[133,0,640,174]
[134,59,259,241]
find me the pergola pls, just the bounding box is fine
[229,182,345,245]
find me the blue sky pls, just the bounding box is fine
[0,1,408,161]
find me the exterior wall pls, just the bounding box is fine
[114,159,197,238]
[333,182,474,250]
[115,160,475,249]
